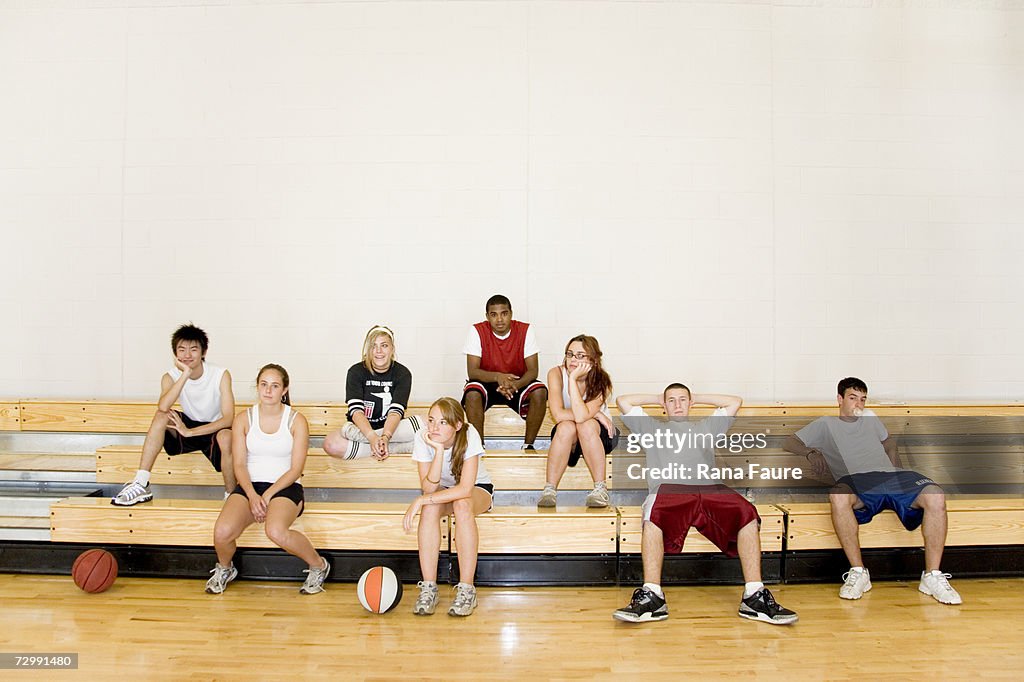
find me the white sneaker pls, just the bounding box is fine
[448,583,478,617]
[205,563,238,594]
[839,568,871,599]
[585,482,610,508]
[919,571,962,605]
[299,558,330,594]
[111,480,153,506]
[413,581,439,615]
[537,484,557,508]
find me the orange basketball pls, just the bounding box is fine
[72,549,118,593]
[357,566,403,613]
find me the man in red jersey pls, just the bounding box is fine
[462,294,548,449]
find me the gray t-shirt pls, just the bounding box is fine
[623,406,733,493]
[794,411,897,478]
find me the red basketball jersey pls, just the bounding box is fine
[474,320,530,376]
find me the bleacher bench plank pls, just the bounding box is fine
[14,399,1024,435]
[455,506,618,554]
[0,453,94,472]
[779,499,1024,550]
[95,446,604,490]
[50,498,445,551]
[0,402,20,431]
[617,504,785,553]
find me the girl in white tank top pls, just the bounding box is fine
[541,335,618,509]
[246,403,298,484]
[207,364,330,596]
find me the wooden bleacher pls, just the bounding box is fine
[50,498,445,551]
[1,398,1021,584]
[94,445,605,490]
[779,499,1024,551]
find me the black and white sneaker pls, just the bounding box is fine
[738,588,798,625]
[613,587,668,623]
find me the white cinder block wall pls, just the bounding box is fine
[0,1,1021,404]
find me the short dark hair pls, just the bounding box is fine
[837,377,868,397]
[171,324,209,357]
[485,294,511,311]
[663,382,691,400]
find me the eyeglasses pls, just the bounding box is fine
[565,350,591,361]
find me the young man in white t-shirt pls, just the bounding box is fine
[783,377,961,604]
[112,324,235,506]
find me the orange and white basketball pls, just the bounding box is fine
[356,566,403,613]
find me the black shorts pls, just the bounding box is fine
[462,380,546,419]
[550,422,619,467]
[231,481,305,517]
[164,411,226,471]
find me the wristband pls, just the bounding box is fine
[425,476,440,485]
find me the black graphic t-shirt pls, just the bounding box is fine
[345,361,412,429]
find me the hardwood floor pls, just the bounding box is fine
[0,574,1020,680]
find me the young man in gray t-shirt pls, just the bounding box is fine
[612,383,797,626]
[784,377,961,605]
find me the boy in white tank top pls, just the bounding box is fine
[112,324,235,506]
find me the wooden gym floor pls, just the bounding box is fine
[0,574,1020,680]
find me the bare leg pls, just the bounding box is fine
[913,485,947,572]
[138,409,173,472]
[212,494,254,566]
[576,419,606,485]
[736,520,762,583]
[830,489,865,568]
[417,501,447,582]
[216,429,235,493]
[546,421,577,487]
[264,498,321,567]
[451,488,492,586]
[523,388,548,445]
[463,391,486,440]
[641,521,665,585]
[323,430,351,459]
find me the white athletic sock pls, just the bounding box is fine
[744,581,764,597]
[849,566,865,573]
[643,582,664,598]
[422,580,437,588]
[134,470,151,486]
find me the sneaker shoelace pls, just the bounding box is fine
[453,586,474,608]
[416,582,436,605]
[209,566,229,588]
[628,588,651,608]
[842,570,863,587]
[930,572,954,590]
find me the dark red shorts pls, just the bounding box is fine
[647,484,760,557]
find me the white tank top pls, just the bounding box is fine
[168,362,225,423]
[246,404,298,484]
[560,366,611,419]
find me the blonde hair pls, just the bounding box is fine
[431,397,469,483]
[361,325,396,374]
